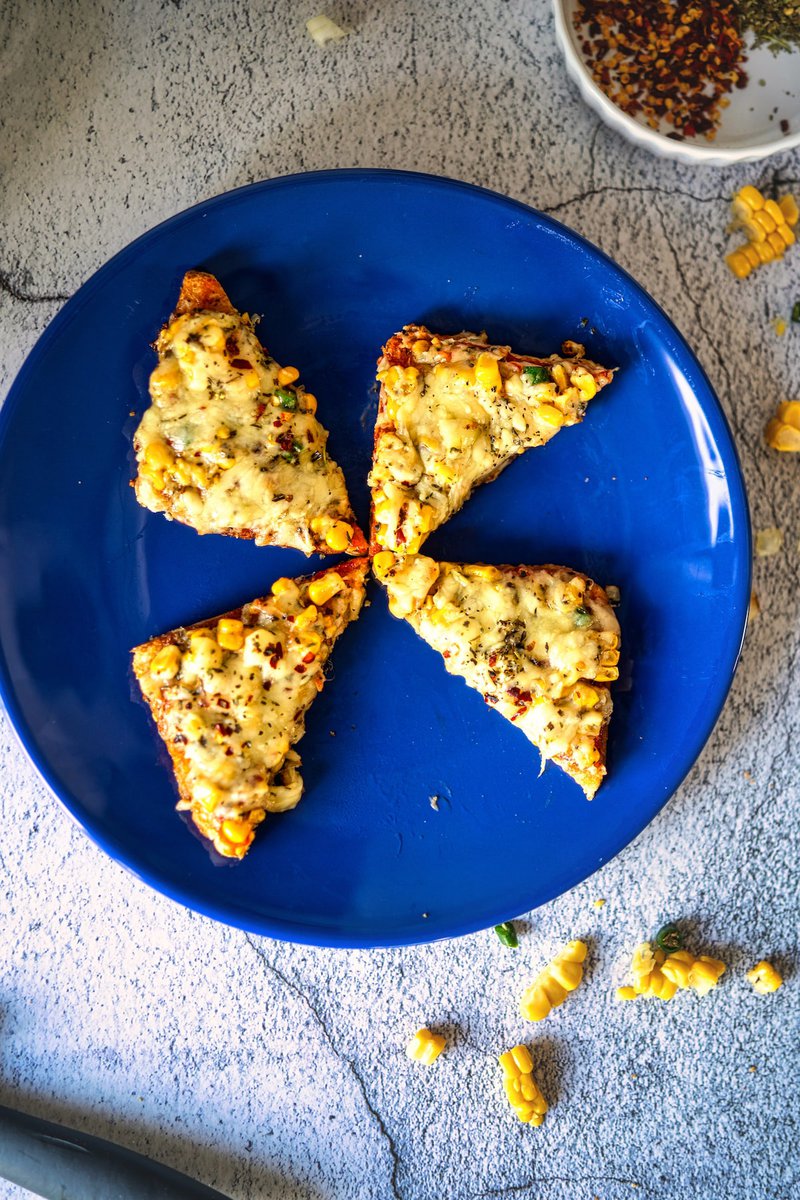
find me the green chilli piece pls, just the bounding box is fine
[655,923,684,955]
[523,365,552,385]
[574,607,593,628]
[275,388,297,411]
[494,922,519,948]
[791,300,800,324]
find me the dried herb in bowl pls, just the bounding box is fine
[739,0,800,51]
[574,0,748,140]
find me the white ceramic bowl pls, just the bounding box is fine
[554,0,800,165]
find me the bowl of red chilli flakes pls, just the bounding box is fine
[553,0,800,163]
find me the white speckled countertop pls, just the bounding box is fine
[1,3,798,1198]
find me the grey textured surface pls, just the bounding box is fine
[0,2,798,1199]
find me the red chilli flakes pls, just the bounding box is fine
[573,1,748,141]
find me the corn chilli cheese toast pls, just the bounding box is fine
[134,270,367,556]
[369,325,614,554]
[132,559,368,859]
[374,554,620,798]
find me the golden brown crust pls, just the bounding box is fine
[172,269,236,318]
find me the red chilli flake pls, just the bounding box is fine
[573,1,748,141]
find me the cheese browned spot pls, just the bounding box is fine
[132,560,368,859]
[376,554,620,798]
[369,326,614,554]
[133,272,365,555]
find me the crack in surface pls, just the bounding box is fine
[0,268,70,304]
[541,183,731,216]
[468,1177,647,1198]
[243,934,403,1200]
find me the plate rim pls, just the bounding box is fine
[0,168,752,947]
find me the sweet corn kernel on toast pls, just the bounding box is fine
[132,559,368,859]
[375,554,620,798]
[369,325,614,554]
[133,270,367,555]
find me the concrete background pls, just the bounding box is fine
[0,3,798,1198]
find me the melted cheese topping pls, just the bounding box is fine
[379,555,620,797]
[134,311,358,554]
[369,328,612,554]
[133,566,366,858]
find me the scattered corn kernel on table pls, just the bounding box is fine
[1,3,798,1199]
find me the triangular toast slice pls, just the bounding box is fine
[132,559,369,858]
[369,325,614,553]
[134,270,367,555]
[374,553,620,798]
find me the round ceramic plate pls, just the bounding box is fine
[0,170,750,946]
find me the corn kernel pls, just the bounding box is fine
[297,631,323,656]
[324,521,352,553]
[498,1046,547,1126]
[574,373,597,400]
[475,352,502,392]
[171,460,193,486]
[779,194,799,226]
[140,463,167,492]
[302,392,317,414]
[406,1028,445,1064]
[271,577,294,597]
[763,199,784,226]
[741,216,766,243]
[431,459,456,485]
[767,231,786,257]
[194,779,223,813]
[776,223,796,247]
[689,956,726,996]
[277,366,300,386]
[549,363,568,391]
[746,960,783,994]
[742,242,762,269]
[469,564,502,581]
[220,818,252,845]
[294,604,319,630]
[754,239,776,264]
[150,360,183,392]
[216,425,232,440]
[372,551,396,579]
[594,667,619,683]
[537,404,565,427]
[725,249,751,278]
[616,986,637,1001]
[217,618,245,651]
[412,338,430,356]
[660,949,694,989]
[737,185,765,212]
[520,940,587,1021]
[150,643,182,681]
[418,504,436,534]
[144,440,174,470]
[174,342,195,362]
[572,683,600,710]
[307,573,345,606]
[182,711,206,740]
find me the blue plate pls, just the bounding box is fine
[0,170,750,947]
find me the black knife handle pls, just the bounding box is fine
[0,1103,234,1200]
